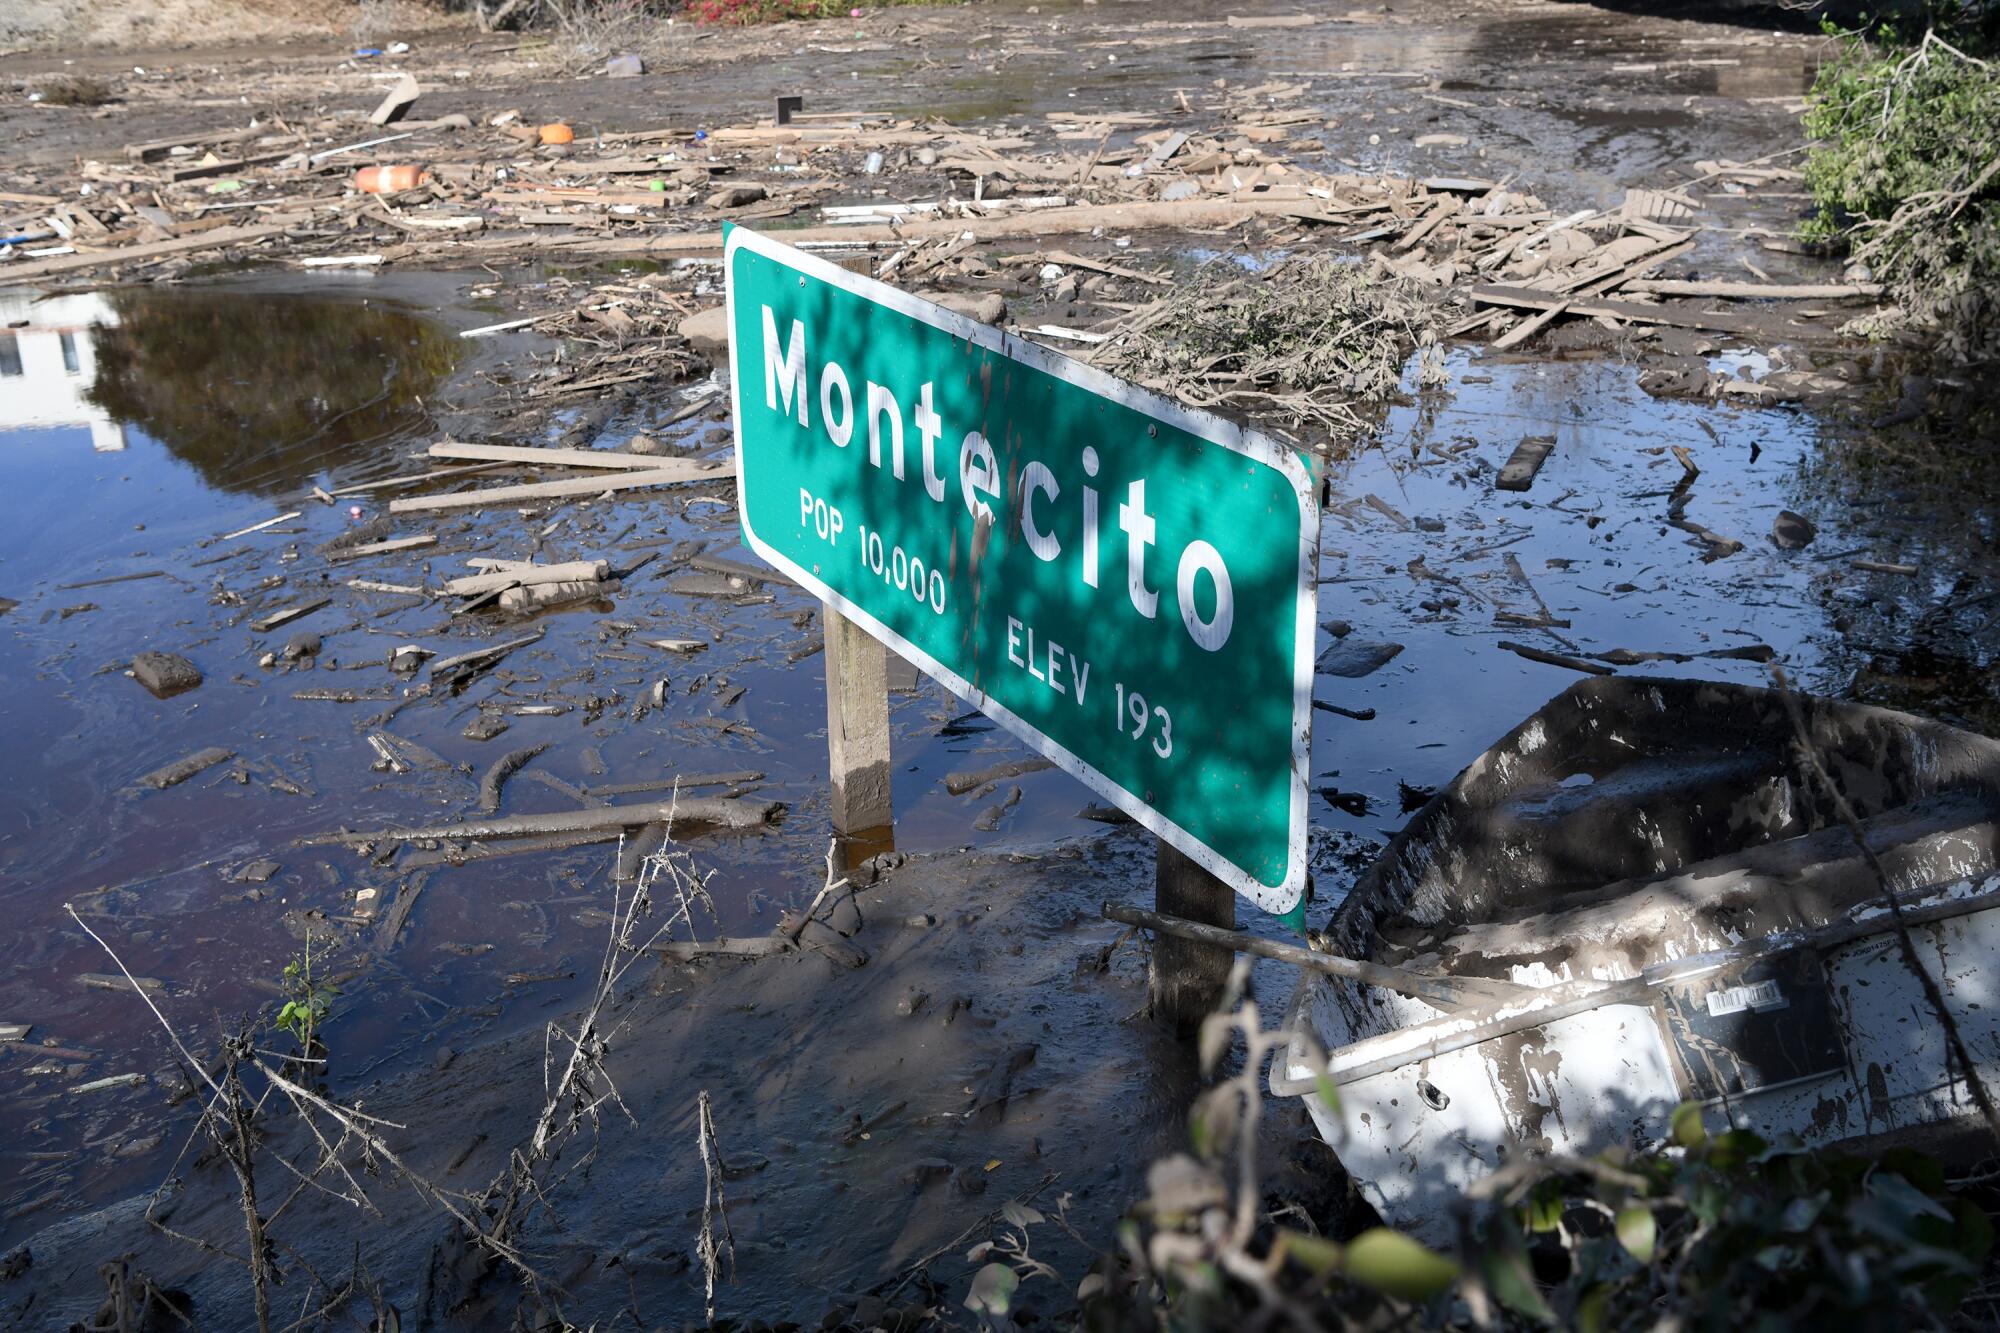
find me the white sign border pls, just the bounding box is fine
[725,224,1318,914]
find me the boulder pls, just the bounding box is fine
[677,306,730,362]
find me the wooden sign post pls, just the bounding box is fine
[1154,840,1236,1033]
[822,604,894,838]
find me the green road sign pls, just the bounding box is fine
[726,226,1317,911]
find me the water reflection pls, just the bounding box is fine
[0,291,127,452]
[84,287,458,495]
[0,286,457,494]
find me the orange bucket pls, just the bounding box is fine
[354,164,426,194]
[538,122,575,146]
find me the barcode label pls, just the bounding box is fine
[1706,979,1787,1017]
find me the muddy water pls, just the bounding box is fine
[1,256,1986,1276]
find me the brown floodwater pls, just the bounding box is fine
[3,256,1996,1303]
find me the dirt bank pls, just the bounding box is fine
[1,0,455,53]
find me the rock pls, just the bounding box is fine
[604,53,644,78]
[625,432,665,455]
[1316,639,1404,679]
[282,632,322,661]
[895,988,929,1017]
[1772,510,1817,550]
[904,1158,951,1185]
[705,183,767,210]
[463,713,511,742]
[130,651,201,698]
[1323,619,1353,638]
[1636,355,1712,400]
[678,307,730,362]
[922,290,1007,325]
[915,147,937,166]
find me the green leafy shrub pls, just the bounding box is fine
[1803,27,2000,360]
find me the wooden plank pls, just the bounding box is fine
[163,151,296,183]
[251,598,330,632]
[0,223,288,283]
[1472,284,1762,335]
[1623,278,1883,299]
[1394,196,1458,251]
[427,440,705,471]
[327,534,437,563]
[125,127,262,161]
[388,466,722,514]
[1495,435,1555,492]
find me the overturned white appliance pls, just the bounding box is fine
[1274,677,2000,1243]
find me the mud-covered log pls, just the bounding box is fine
[302,797,784,846]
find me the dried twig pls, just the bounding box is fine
[697,1089,736,1321]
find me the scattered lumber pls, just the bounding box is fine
[443,560,610,596]
[1623,279,1884,299]
[427,441,705,471]
[0,223,290,283]
[1472,284,1762,335]
[328,535,437,562]
[388,465,721,514]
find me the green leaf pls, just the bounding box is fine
[1313,1074,1343,1115]
[1669,1100,1706,1148]
[1954,1195,1996,1265]
[1279,1230,1344,1277]
[1342,1228,1459,1302]
[1615,1204,1656,1263]
[963,1262,1017,1317]
[1523,1180,1564,1233]
[1575,1282,1611,1333]
[1479,1244,1553,1324]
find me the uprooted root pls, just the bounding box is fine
[1098,256,1445,441]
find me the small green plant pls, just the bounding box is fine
[274,937,338,1052]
